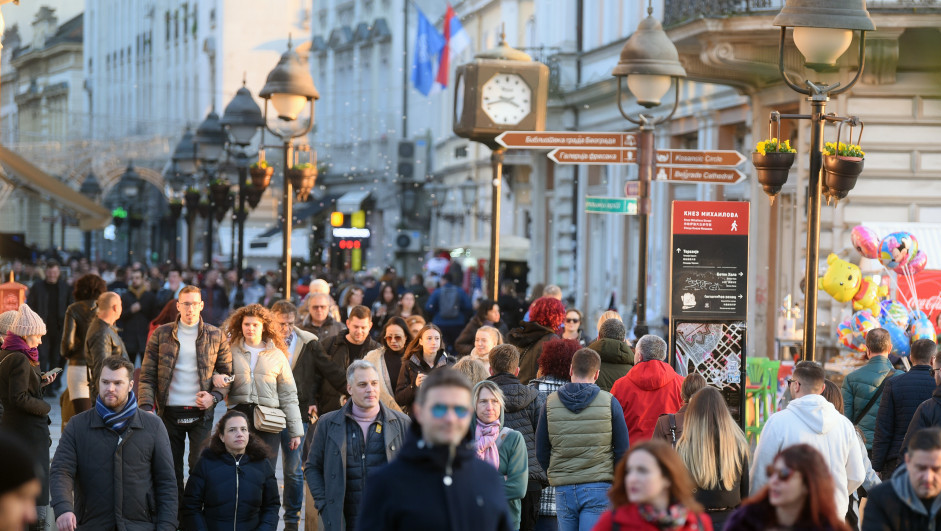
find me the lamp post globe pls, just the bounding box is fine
[773,0,875,71]
[258,39,320,122]
[172,128,199,176]
[195,110,227,165]
[221,84,265,147]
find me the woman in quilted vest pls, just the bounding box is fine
[594,440,713,531]
[223,304,303,466]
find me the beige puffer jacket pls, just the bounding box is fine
[227,338,303,437]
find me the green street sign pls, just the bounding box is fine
[585,196,638,215]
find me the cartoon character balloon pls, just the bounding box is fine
[896,250,928,276]
[884,320,912,357]
[879,300,910,329]
[851,225,881,259]
[910,316,937,343]
[819,254,889,315]
[879,232,918,270]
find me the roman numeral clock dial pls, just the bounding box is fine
[481,73,532,126]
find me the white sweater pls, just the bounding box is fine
[750,393,866,518]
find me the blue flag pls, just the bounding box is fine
[411,7,445,96]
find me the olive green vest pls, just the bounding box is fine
[546,390,614,486]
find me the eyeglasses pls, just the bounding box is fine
[429,404,470,419]
[766,465,795,481]
[179,302,202,308]
[786,378,799,386]
[310,305,328,310]
[385,335,405,342]
[566,318,580,324]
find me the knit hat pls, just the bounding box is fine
[0,429,38,495]
[0,310,18,336]
[9,304,46,337]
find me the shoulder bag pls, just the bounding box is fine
[254,404,287,433]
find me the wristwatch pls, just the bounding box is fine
[211,395,219,406]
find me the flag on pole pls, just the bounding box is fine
[411,6,445,96]
[434,3,471,91]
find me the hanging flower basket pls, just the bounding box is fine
[752,151,796,199]
[168,202,183,220]
[209,180,231,205]
[250,164,273,189]
[197,201,210,219]
[213,203,230,223]
[824,155,864,200]
[246,185,264,209]
[184,189,201,213]
[286,164,317,201]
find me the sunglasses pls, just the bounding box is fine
[565,318,580,324]
[766,465,795,481]
[385,335,405,342]
[429,404,471,419]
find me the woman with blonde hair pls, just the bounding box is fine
[222,304,303,466]
[676,386,750,529]
[470,325,502,373]
[454,356,489,386]
[596,310,622,335]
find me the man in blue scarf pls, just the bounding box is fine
[50,356,177,530]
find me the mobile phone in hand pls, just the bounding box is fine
[42,367,63,378]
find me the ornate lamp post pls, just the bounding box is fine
[172,128,199,267]
[79,171,102,259]
[120,163,143,265]
[259,38,319,300]
[194,110,227,269]
[768,0,875,361]
[220,82,265,307]
[610,4,686,337]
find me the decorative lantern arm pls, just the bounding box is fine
[778,28,812,96]
[830,32,868,97]
[262,99,315,142]
[616,78,681,130]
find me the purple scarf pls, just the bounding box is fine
[475,420,501,469]
[3,332,39,365]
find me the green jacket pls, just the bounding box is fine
[842,355,898,449]
[587,338,635,391]
[471,417,529,530]
[545,390,614,486]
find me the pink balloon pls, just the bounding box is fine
[897,250,928,276]
[851,225,881,259]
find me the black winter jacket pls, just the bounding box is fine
[354,424,513,531]
[862,466,941,531]
[872,365,936,472]
[181,448,280,531]
[313,332,381,415]
[61,300,97,364]
[394,351,455,414]
[454,315,510,357]
[294,338,350,422]
[900,385,941,459]
[489,372,547,487]
[506,322,558,385]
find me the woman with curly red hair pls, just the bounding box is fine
[724,444,849,531]
[222,304,302,466]
[506,296,565,384]
[595,440,713,530]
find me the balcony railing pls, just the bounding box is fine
[663,0,938,27]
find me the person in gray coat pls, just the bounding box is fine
[50,356,177,531]
[304,359,411,531]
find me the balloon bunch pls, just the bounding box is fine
[851,226,928,276]
[837,302,937,357]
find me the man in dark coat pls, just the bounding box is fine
[901,352,941,457]
[26,261,71,377]
[487,344,546,531]
[873,339,937,478]
[310,306,380,417]
[506,323,558,386]
[119,269,157,366]
[50,357,177,531]
[863,426,941,530]
[355,368,512,531]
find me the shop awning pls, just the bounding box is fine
[455,235,531,262]
[0,144,111,230]
[336,190,371,214]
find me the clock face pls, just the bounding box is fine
[481,73,532,126]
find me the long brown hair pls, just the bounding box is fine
[223,303,288,355]
[742,444,850,530]
[207,410,272,460]
[609,440,703,512]
[402,323,444,361]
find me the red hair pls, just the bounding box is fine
[529,296,566,332]
[538,338,580,380]
[742,444,849,531]
[609,441,703,511]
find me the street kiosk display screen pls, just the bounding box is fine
[673,321,744,423]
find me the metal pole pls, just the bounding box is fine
[802,96,827,362]
[126,224,133,265]
[401,0,409,139]
[282,138,294,300]
[187,215,195,268]
[488,148,505,301]
[235,165,247,308]
[635,127,655,334]
[206,183,214,270]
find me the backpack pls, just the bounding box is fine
[437,285,462,320]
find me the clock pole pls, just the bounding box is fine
[489,147,505,301]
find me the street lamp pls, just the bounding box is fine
[79,171,102,259]
[770,0,874,362]
[120,163,143,265]
[611,4,686,337]
[220,82,265,307]
[195,110,227,269]
[259,37,319,301]
[172,128,199,267]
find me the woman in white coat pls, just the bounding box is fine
[223,303,303,465]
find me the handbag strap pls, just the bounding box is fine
[669,414,678,447]
[853,373,891,425]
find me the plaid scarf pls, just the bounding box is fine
[95,390,138,433]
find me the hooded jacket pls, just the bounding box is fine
[842,355,898,450]
[872,364,936,473]
[506,322,558,385]
[609,359,684,443]
[587,338,635,391]
[749,393,865,519]
[354,423,513,531]
[469,402,529,530]
[862,465,941,531]
[535,382,630,487]
[489,372,547,487]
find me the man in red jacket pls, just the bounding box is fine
[610,334,684,443]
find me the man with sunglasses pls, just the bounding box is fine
[356,368,513,531]
[750,360,865,519]
[863,427,941,530]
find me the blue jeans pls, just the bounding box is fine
[554,482,611,531]
[280,424,308,524]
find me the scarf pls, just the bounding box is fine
[95,389,138,433]
[128,284,149,300]
[637,503,690,530]
[3,332,39,365]
[475,420,501,469]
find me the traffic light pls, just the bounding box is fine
[337,239,362,250]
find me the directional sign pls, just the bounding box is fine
[496,131,638,149]
[654,149,746,167]
[585,196,638,215]
[548,148,637,165]
[655,166,746,185]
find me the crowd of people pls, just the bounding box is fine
[1,260,941,530]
